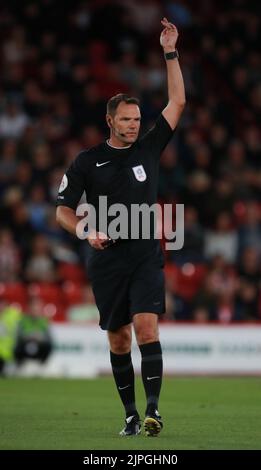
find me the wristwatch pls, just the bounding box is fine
[164,50,179,60]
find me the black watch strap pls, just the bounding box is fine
[164,50,179,60]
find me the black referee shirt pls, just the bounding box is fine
[57,114,175,237]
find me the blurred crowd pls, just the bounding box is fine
[0,0,260,324]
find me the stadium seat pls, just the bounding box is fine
[164,263,207,300]
[28,283,61,304]
[62,281,84,305]
[0,282,28,310]
[58,262,87,283]
[42,302,66,322]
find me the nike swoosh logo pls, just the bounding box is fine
[96,161,110,167]
[126,415,135,423]
[119,384,131,390]
[147,376,160,381]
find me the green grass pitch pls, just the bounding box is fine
[1,377,261,450]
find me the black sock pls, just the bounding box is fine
[139,341,163,415]
[110,351,138,418]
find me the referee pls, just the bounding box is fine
[56,18,185,437]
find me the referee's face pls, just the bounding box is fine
[108,102,141,145]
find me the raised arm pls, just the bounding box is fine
[160,17,186,130]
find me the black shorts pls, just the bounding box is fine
[87,239,166,331]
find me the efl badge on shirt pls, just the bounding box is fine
[132,165,147,182]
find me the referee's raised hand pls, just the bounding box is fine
[160,17,178,51]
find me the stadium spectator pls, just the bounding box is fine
[0,300,21,375]
[0,101,29,139]
[0,139,18,183]
[237,201,261,257]
[170,206,204,264]
[25,234,57,283]
[14,297,53,365]
[0,228,21,282]
[204,212,238,264]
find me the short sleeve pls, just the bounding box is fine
[56,152,87,210]
[140,113,175,155]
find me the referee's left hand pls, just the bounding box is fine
[86,229,111,250]
[160,17,178,51]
